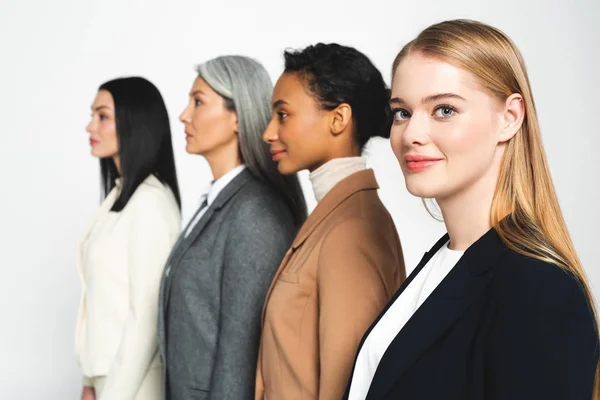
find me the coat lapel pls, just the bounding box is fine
[161,170,254,314]
[365,228,509,399]
[260,169,379,326]
[291,169,379,250]
[342,234,449,399]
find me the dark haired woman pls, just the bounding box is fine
[75,77,181,400]
[255,43,406,400]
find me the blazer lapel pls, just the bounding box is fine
[76,188,120,279]
[162,169,254,311]
[260,169,379,326]
[342,234,448,399]
[260,247,295,325]
[291,169,379,250]
[365,228,509,399]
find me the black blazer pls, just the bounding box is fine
[344,227,598,400]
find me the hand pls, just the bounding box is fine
[81,386,95,400]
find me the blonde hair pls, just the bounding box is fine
[393,19,599,397]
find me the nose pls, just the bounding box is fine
[180,102,191,124]
[86,117,95,134]
[262,118,278,144]
[400,112,429,147]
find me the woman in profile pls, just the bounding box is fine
[75,77,181,400]
[158,55,307,400]
[256,43,406,400]
[345,19,599,400]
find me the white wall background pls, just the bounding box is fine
[1,0,598,398]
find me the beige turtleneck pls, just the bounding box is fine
[309,157,367,202]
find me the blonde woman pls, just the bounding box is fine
[344,19,599,399]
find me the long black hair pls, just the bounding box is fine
[283,43,392,150]
[98,77,181,211]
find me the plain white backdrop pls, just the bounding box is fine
[1,0,598,398]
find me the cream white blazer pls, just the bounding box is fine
[75,174,180,399]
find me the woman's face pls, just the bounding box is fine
[263,73,333,174]
[389,52,522,203]
[86,90,119,159]
[180,76,238,157]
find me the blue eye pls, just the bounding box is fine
[433,105,457,119]
[194,99,202,106]
[393,109,410,121]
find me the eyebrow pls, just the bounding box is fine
[91,105,112,112]
[272,99,288,109]
[190,90,205,96]
[389,92,466,106]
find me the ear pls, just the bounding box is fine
[230,111,239,134]
[498,93,525,143]
[330,103,352,136]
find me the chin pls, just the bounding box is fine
[91,148,107,159]
[186,143,204,155]
[276,160,298,175]
[404,178,442,199]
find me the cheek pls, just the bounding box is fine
[390,126,403,160]
[420,118,499,198]
[188,109,236,154]
[96,123,119,156]
[443,116,498,171]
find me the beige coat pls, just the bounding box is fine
[256,169,406,400]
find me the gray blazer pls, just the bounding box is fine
[157,169,297,400]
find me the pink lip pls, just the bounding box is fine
[270,149,286,161]
[89,138,99,146]
[404,154,443,172]
[185,133,193,141]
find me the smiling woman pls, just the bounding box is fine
[344,19,599,400]
[256,43,406,400]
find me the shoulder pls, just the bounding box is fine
[124,177,180,224]
[324,192,397,246]
[492,250,593,316]
[228,178,294,231]
[333,188,396,231]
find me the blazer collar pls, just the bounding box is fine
[360,227,509,399]
[114,172,165,190]
[172,168,254,256]
[161,169,255,312]
[291,169,379,250]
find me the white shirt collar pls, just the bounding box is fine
[206,165,247,206]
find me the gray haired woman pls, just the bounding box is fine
[157,55,307,400]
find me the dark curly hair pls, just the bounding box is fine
[283,43,392,150]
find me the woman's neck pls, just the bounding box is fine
[438,171,498,251]
[205,150,242,181]
[112,155,122,175]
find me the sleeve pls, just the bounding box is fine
[488,271,599,399]
[209,198,294,400]
[83,376,93,387]
[97,193,179,400]
[317,219,399,400]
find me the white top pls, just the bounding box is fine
[309,157,366,202]
[75,174,181,399]
[184,164,246,238]
[348,241,464,400]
